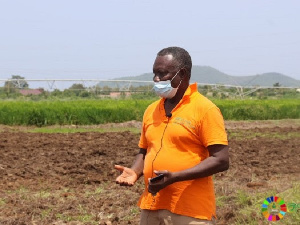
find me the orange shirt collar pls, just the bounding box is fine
[159,82,198,111]
[182,82,197,100]
[160,82,198,101]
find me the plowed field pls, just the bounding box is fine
[0,120,299,225]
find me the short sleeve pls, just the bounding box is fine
[138,121,148,149]
[199,107,228,147]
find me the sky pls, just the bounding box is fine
[0,0,300,81]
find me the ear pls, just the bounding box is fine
[180,68,189,80]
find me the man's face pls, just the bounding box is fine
[152,54,179,85]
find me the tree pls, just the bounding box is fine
[273,82,281,87]
[5,75,29,89]
[4,75,29,93]
[68,83,86,96]
[69,83,85,90]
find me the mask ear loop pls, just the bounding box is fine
[176,79,182,88]
[170,69,180,82]
[171,67,184,88]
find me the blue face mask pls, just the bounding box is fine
[153,69,182,99]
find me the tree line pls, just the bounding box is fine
[1,75,299,100]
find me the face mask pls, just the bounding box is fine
[153,69,182,99]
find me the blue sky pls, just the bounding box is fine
[0,0,299,80]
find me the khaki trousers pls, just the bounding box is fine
[140,209,216,225]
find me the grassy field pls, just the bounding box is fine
[0,98,299,126]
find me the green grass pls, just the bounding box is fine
[29,126,141,134]
[227,130,300,140]
[2,185,111,224]
[216,182,300,225]
[0,98,299,126]
[0,99,152,126]
[215,99,300,120]
[0,198,6,207]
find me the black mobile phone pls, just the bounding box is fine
[150,174,164,182]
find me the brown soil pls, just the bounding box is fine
[0,120,299,225]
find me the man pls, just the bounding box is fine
[115,46,229,225]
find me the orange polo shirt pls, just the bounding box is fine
[138,83,228,220]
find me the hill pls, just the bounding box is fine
[115,66,300,87]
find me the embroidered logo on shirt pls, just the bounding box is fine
[173,117,195,130]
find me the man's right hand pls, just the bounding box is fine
[115,165,138,186]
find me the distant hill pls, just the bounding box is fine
[114,66,300,87]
